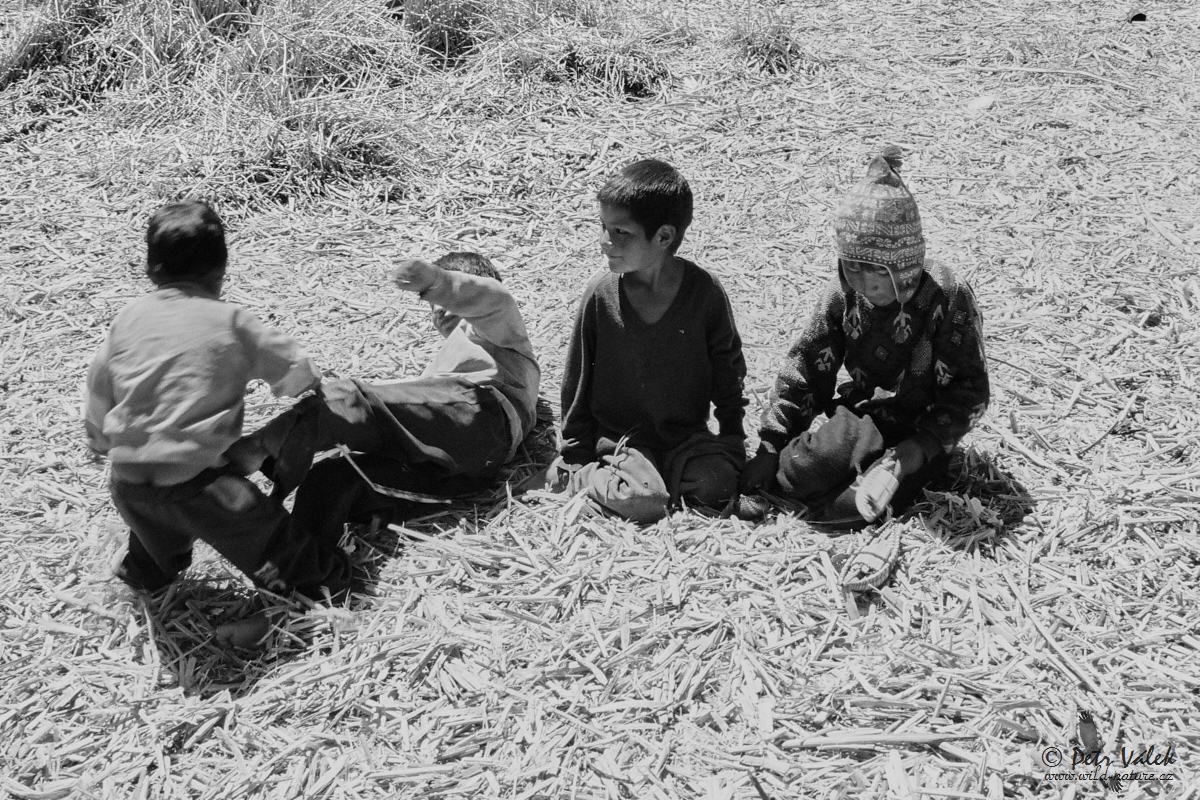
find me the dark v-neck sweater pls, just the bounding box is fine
[560,259,747,464]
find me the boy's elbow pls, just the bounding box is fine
[455,280,516,318]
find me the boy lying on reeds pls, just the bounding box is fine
[231,253,541,543]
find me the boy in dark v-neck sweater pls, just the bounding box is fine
[555,160,748,522]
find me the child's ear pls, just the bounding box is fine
[654,224,676,250]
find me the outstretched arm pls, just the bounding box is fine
[743,285,845,492]
[235,310,322,398]
[758,284,846,453]
[391,259,530,349]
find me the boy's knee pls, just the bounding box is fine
[292,546,353,603]
[679,454,738,508]
[775,435,831,498]
[319,379,373,424]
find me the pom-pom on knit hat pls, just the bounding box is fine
[833,146,925,295]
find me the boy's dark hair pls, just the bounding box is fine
[145,201,228,282]
[597,159,693,254]
[435,251,502,282]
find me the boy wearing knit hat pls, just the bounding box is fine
[740,147,989,526]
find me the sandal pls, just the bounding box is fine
[840,520,902,592]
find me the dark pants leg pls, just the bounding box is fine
[250,377,512,498]
[661,432,744,509]
[111,470,351,600]
[288,454,493,543]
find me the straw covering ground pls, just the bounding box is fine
[1,0,1199,797]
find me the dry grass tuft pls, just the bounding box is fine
[726,9,812,75]
[396,0,485,66]
[0,0,111,92]
[559,30,666,98]
[499,25,667,98]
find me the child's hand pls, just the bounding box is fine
[546,456,583,493]
[389,259,440,294]
[739,448,779,493]
[892,438,927,478]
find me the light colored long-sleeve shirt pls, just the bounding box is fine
[415,269,541,459]
[85,282,320,486]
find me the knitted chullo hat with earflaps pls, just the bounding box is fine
[833,145,926,298]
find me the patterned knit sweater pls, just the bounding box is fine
[759,260,989,455]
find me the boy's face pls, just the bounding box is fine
[429,303,461,337]
[599,204,673,275]
[842,260,906,306]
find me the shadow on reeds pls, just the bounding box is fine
[134,398,553,698]
[915,445,1035,554]
[136,579,313,699]
[390,0,483,67]
[331,396,559,598]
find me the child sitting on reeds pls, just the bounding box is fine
[551,159,748,523]
[85,201,351,600]
[740,147,990,527]
[231,252,541,542]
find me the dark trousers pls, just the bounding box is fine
[774,406,949,527]
[247,376,513,540]
[290,455,493,544]
[258,377,513,499]
[111,468,351,600]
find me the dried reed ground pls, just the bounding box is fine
[1,0,1199,797]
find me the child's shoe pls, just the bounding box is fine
[840,520,902,592]
[111,545,173,594]
[855,449,902,521]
